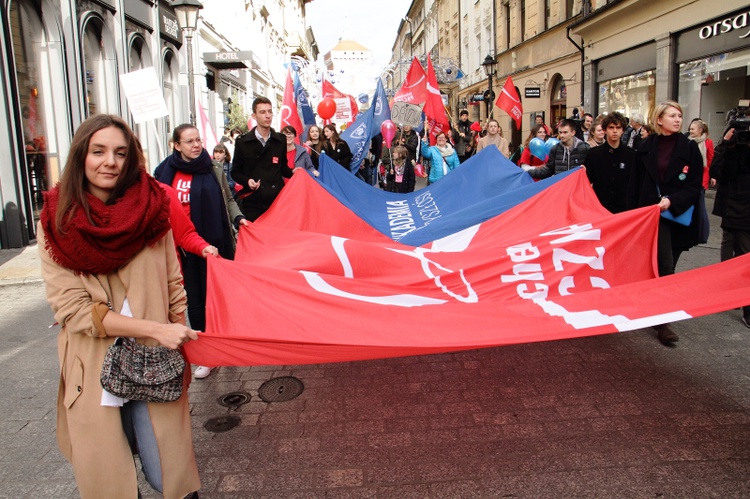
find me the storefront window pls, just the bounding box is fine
[597,70,655,121]
[678,48,750,139]
[10,1,51,214]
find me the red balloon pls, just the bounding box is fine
[380,119,397,149]
[317,98,337,120]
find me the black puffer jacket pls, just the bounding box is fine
[527,137,589,179]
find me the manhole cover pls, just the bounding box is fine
[204,415,241,433]
[258,376,304,402]
[218,391,251,408]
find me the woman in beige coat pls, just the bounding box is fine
[38,114,201,498]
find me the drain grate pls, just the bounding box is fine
[257,376,304,403]
[204,415,241,433]
[218,391,251,409]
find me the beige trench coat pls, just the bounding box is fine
[38,224,200,498]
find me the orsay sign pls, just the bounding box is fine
[698,11,750,40]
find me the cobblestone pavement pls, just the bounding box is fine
[1,197,750,498]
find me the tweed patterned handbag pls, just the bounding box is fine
[100,337,185,403]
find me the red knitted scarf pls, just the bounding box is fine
[41,170,170,275]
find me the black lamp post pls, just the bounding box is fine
[171,0,203,126]
[481,54,497,120]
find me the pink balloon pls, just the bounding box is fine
[380,120,397,148]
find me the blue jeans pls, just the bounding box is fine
[121,400,163,493]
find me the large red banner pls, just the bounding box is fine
[183,170,750,367]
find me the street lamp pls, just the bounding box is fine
[171,0,203,126]
[481,54,497,120]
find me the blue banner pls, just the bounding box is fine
[317,146,577,246]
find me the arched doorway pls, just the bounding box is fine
[550,74,567,132]
[162,48,180,154]
[81,13,118,117]
[128,33,161,169]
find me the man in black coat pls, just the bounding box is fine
[584,112,634,214]
[452,109,473,163]
[710,126,750,327]
[231,97,291,221]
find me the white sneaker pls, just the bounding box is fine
[194,366,214,379]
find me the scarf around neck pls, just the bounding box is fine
[41,169,170,275]
[154,149,233,258]
[690,133,708,167]
[436,143,455,158]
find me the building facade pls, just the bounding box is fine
[0,0,315,249]
[572,0,750,137]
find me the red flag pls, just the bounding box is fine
[322,79,358,125]
[181,168,750,367]
[424,56,450,145]
[496,76,523,129]
[393,57,428,104]
[281,68,303,143]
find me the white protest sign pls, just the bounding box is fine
[333,97,352,122]
[119,67,169,124]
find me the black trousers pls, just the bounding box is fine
[181,252,207,331]
[656,218,684,278]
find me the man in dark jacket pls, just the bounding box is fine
[523,119,589,179]
[584,112,634,213]
[452,109,473,163]
[231,97,291,221]
[710,126,750,327]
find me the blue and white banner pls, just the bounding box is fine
[316,146,575,246]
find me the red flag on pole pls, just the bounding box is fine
[496,76,523,129]
[393,57,428,104]
[281,68,303,143]
[424,55,450,145]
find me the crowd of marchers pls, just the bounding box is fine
[36,93,750,498]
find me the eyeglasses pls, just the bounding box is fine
[180,138,203,146]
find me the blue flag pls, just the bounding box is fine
[341,79,391,173]
[371,78,391,134]
[293,70,316,141]
[340,100,374,173]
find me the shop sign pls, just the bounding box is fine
[470,93,484,102]
[699,11,750,40]
[525,87,541,98]
[159,7,181,45]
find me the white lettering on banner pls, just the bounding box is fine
[414,191,442,225]
[501,224,610,300]
[698,11,750,40]
[386,200,417,240]
[300,234,477,305]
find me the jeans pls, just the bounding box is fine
[121,401,163,493]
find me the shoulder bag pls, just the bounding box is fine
[96,276,185,403]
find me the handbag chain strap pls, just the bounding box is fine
[93,275,113,311]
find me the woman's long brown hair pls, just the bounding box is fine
[55,114,144,233]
